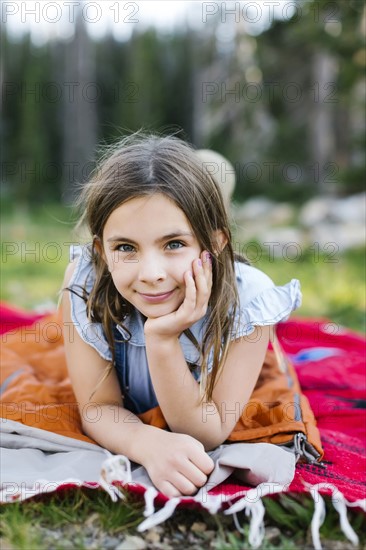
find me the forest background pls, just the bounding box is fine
[2,0,365,206]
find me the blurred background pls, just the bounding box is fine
[1,0,365,331]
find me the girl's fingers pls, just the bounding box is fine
[180,252,212,322]
[164,464,208,496]
[181,462,208,488]
[182,269,196,309]
[192,253,212,308]
[202,251,213,286]
[159,480,182,498]
[169,471,198,496]
[189,447,215,476]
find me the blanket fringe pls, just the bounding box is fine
[2,454,364,550]
[224,483,286,549]
[98,454,132,502]
[305,482,364,550]
[143,486,159,517]
[130,480,365,549]
[137,491,227,532]
[137,497,181,531]
[95,461,364,550]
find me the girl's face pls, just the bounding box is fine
[101,194,203,319]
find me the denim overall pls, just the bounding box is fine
[112,324,159,414]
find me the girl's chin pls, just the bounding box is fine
[140,304,178,318]
[139,298,184,319]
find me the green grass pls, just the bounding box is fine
[1,490,365,549]
[1,204,79,310]
[1,203,365,549]
[253,245,365,334]
[0,488,145,550]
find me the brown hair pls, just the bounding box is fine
[69,131,248,401]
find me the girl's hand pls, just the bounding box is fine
[141,429,214,497]
[144,250,212,340]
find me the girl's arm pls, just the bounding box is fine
[144,253,271,450]
[61,262,213,496]
[145,325,270,450]
[61,262,149,459]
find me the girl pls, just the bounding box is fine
[61,132,302,498]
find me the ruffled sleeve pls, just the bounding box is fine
[230,262,302,340]
[68,244,112,361]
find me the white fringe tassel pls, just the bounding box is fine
[5,451,363,550]
[306,482,363,550]
[98,454,132,502]
[223,483,286,549]
[137,497,181,531]
[97,457,366,549]
[308,485,326,550]
[2,452,365,550]
[143,486,159,517]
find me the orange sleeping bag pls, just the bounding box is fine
[0,309,323,461]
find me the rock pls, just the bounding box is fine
[116,535,147,550]
[320,539,359,550]
[310,222,366,252]
[103,537,124,549]
[161,538,174,549]
[203,530,216,539]
[149,542,174,550]
[264,526,281,543]
[172,532,185,541]
[232,194,366,252]
[257,227,308,258]
[41,528,62,541]
[234,197,275,223]
[191,521,207,533]
[83,539,100,550]
[329,192,366,224]
[269,203,296,226]
[299,196,337,227]
[233,220,271,243]
[57,541,74,549]
[299,193,366,227]
[144,528,161,544]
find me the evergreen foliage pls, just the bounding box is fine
[1,0,365,205]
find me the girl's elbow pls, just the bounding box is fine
[201,428,231,451]
[204,440,222,452]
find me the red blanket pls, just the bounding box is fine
[1,304,365,512]
[277,319,365,502]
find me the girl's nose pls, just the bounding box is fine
[137,258,166,284]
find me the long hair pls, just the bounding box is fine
[68,131,249,402]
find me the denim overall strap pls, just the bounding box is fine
[112,324,140,414]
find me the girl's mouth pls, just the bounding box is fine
[138,290,175,303]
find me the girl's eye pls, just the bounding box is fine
[166,240,184,250]
[116,244,135,252]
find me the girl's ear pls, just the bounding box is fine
[212,229,228,255]
[93,235,106,263]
